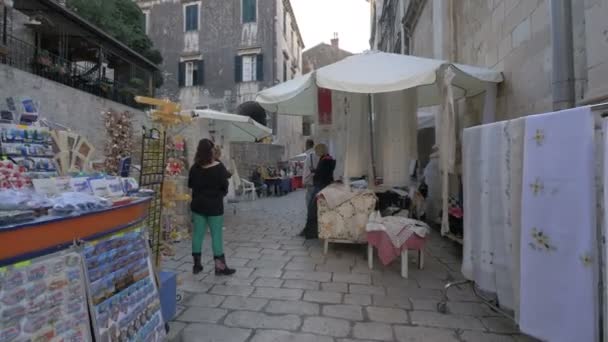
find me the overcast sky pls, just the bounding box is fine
[290,0,371,53]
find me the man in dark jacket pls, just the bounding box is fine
[300,144,335,239]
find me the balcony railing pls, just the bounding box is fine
[0,34,151,109]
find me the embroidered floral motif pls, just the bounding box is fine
[529,228,556,251]
[580,254,593,267]
[529,178,544,196]
[533,129,545,146]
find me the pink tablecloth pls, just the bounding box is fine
[367,231,427,266]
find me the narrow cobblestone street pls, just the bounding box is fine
[163,191,534,342]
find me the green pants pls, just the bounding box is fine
[191,213,224,256]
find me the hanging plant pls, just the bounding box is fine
[103,109,134,174]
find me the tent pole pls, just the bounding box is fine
[368,93,377,183]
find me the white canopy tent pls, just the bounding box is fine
[257,52,502,115]
[256,51,503,235]
[192,109,272,142]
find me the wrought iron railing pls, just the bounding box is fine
[0,34,152,109]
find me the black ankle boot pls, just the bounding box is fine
[192,253,203,275]
[214,255,236,276]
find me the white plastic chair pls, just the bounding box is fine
[231,159,257,201]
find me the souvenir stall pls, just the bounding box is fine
[256,51,503,253]
[0,97,193,341]
[445,104,608,342]
[0,172,167,341]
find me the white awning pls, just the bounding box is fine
[256,73,317,116]
[256,51,504,115]
[192,109,272,141]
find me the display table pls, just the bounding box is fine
[318,186,377,254]
[367,232,426,279]
[0,198,150,264]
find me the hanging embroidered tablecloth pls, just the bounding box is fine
[520,107,598,342]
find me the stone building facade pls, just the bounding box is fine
[370,0,608,121]
[136,0,306,158]
[302,35,353,74]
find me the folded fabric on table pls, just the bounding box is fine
[366,212,429,265]
[519,106,598,342]
[319,183,360,209]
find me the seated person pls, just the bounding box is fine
[261,165,280,196]
[250,169,265,197]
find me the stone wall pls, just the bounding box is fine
[410,0,434,58]
[229,141,285,180]
[0,64,152,161]
[411,0,608,118]
[583,0,608,102]
[449,0,553,120]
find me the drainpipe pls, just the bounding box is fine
[550,0,575,110]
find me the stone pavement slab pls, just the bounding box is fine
[283,279,320,290]
[301,316,351,337]
[177,307,228,323]
[303,290,343,304]
[166,192,536,342]
[265,300,320,315]
[224,311,301,330]
[252,287,304,300]
[393,326,459,342]
[353,322,395,341]
[185,294,226,308]
[220,296,268,311]
[250,330,334,342]
[322,304,364,321]
[209,285,254,297]
[366,307,410,324]
[409,311,486,331]
[180,323,251,342]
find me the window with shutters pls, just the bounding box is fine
[184,3,199,32]
[178,59,204,87]
[186,61,198,87]
[242,0,256,23]
[242,55,256,82]
[235,54,263,83]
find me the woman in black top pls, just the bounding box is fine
[188,139,235,275]
[300,143,336,239]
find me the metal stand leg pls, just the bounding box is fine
[368,244,373,270]
[401,249,408,278]
[323,240,329,255]
[437,280,471,314]
[418,249,425,269]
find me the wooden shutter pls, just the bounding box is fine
[234,56,243,82]
[243,0,256,22]
[256,54,263,81]
[178,62,185,87]
[242,0,250,22]
[196,59,205,86]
